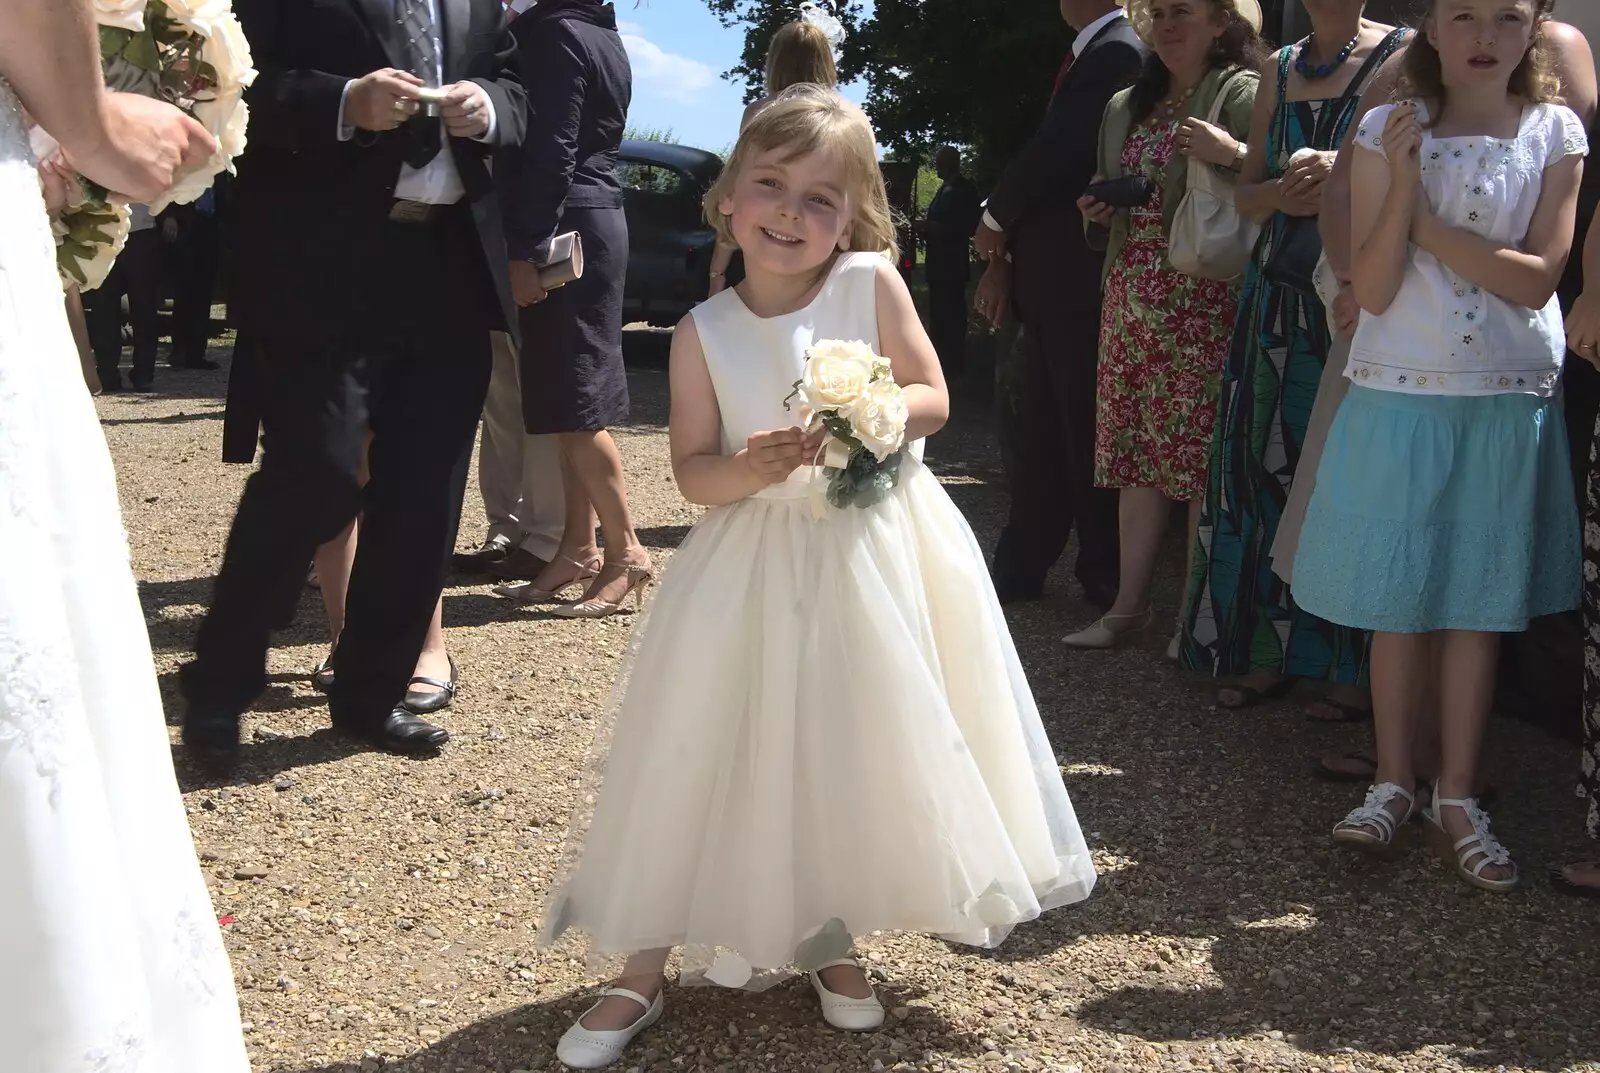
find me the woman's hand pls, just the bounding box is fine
[1569,289,1600,369]
[1076,175,1117,227]
[509,260,547,307]
[744,427,822,484]
[65,92,215,205]
[1177,118,1238,168]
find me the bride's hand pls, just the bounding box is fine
[64,93,215,204]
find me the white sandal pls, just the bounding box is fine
[1331,782,1416,857]
[809,958,884,1031]
[555,986,664,1069]
[1063,608,1153,650]
[1423,784,1519,893]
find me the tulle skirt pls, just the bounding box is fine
[539,458,1097,989]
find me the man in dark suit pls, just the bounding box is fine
[973,0,1145,609]
[181,0,526,764]
[922,146,982,377]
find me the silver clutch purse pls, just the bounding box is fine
[538,231,584,290]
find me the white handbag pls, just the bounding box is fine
[1167,71,1259,281]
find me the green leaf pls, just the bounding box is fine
[99,25,134,58]
[123,28,162,71]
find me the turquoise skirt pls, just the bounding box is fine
[1292,386,1579,634]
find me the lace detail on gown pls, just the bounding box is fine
[0,77,249,1073]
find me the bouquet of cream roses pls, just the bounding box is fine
[48,0,254,290]
[784,338,910,511]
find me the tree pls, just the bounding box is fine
[702,0,1073,184]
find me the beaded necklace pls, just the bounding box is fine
[1294,29,1360,79]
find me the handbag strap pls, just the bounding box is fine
[1313,28,1411,148]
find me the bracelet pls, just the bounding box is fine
[709,271,724,278]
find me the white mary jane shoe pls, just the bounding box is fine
[555,986,664,1069]
[809,958,885,1031]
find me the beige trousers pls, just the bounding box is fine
[477,331,565,561]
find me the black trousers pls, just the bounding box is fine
[84,228,160,385]
[171,209,221,365]
[182,205,497,732]
[925,264,970,376]
[991,289,1119,597]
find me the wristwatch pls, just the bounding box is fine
[1232,140,1249,171]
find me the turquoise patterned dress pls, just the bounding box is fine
[1181,35,1409,682]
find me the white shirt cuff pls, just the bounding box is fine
[337,80,355,141]
[981,210,1002,233]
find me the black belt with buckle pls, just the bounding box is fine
[389,199,443,224]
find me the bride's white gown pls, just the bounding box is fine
[0,84,250,1071]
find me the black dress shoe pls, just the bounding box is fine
[376,708,450,753]
[487,547,550,581]
[452,541,510,573]
[991,576,1046,605]
[182,713,241,770]
[1081,583,1119,614]
[402,657,458,714]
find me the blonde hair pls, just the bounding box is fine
[705,84,898,263]
[764,21,839,93]
[1402,0,1561,116]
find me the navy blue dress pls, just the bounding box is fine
[501,0,631,434]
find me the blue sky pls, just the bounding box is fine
[616,1,870,153]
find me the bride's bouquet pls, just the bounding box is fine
[784,338,910,511]
[47,0,255,290]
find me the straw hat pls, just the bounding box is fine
[1117,0,1263,46]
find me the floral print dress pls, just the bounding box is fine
[1095,119,1237,501]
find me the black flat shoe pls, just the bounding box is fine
[377,708,450,753]
[453,541,511,573]
[402,657,458,714]
[1550,864,1600,900]
[182,714,240,771]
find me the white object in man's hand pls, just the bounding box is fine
[440,81,492,139]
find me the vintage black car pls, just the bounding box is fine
[616,138,724,328]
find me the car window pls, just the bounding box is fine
[617,162,692,196]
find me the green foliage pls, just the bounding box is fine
[623,126,677,143]
[701,0,1072,185]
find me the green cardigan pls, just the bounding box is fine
[1086,64,1260,284]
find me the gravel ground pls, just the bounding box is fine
[100,335,1599,1073]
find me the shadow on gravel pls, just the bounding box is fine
[172,727,376,793]
[269,974,985,1073]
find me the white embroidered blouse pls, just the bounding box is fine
[1344,100,1588,396]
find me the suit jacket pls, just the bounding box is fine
[499,0,631,264]
[924,173,983,283]
[230,0,527,340]
[985,14,1146,318]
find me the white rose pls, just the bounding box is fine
[194,8,257,93]
[796,339,875,426]
[64,203,132,292]
[847,378,908,462]
[94,0,147,32]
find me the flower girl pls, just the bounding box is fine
[538,85,1098,1069]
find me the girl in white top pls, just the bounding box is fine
[540,85,1098,1070]
[1292,0,1586,893]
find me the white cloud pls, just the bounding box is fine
[617,20,717,107]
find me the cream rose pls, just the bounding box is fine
[795,339,875,428]
[95,0,147,32]
[848,377,908,462]
[63,203,133,292]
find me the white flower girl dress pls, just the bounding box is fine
[542,251,1096,987]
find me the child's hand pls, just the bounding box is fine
[1383,103,1423,191]
[745,427,814,484]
